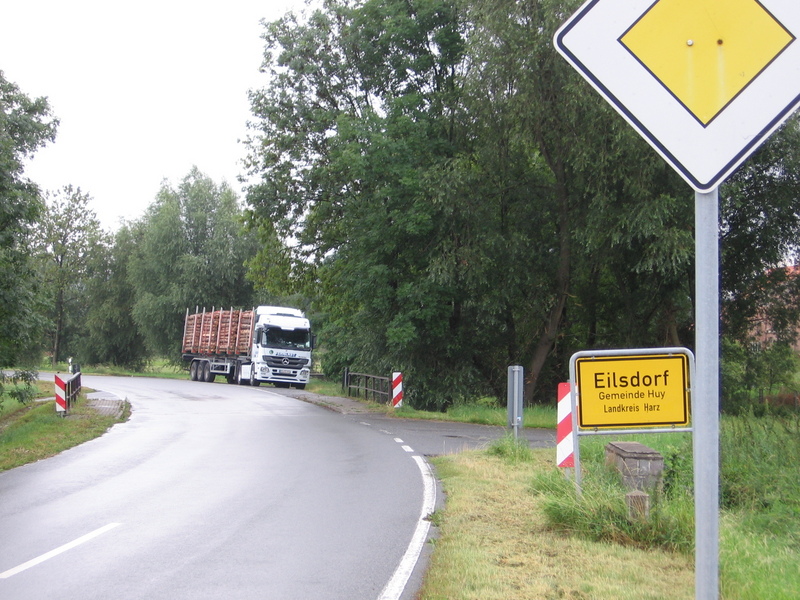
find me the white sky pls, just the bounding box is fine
[1,0,304,230]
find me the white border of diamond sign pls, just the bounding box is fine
[554,0,800,191]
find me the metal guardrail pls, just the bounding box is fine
[342,368,390,404]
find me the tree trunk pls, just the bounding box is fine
[52,289,64,367]
[524,177,571,405]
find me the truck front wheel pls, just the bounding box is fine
[250,368,260,387]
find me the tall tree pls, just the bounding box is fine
[247,0,475,407]
[246,0,800,408]
[247,0,695,405]
[79,222,149,369]
[0,70,58,367]
[33,186,109,365]
[721,117,800,344]
[128,167,258,357]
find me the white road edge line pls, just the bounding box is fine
[377,455,436,600]
[0,522,122,579]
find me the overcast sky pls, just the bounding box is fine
[1,0,304,230]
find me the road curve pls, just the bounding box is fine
[0,376,433,600]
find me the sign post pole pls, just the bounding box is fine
[507,366,524,439]
[694,188,720,599]
[555,3,800,597]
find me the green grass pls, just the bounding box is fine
[720,512,800,600]
[421,447,695,600]
[306,377,352,397]
[394,402,555,429]
[0,391,127,472]
[422,414,800,599]
[529,414,799,598]
[40,358,184,379]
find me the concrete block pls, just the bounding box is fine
[605,441,664,491]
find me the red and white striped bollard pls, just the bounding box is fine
[55,375,68,415]
[557,382,574,468]
[392,372,403,408]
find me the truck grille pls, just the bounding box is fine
[264,356,308,369]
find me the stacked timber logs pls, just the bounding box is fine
[182,308,254,356]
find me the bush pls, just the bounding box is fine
[0,370,38,413]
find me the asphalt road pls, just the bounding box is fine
[0,376,436,600]
[267,385,557,457]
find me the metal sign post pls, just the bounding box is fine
[694,188,720,599]
[555,3,800,596]
[507,366,524,438]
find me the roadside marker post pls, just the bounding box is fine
[54,375,67,415]
[54,372,82,416]
[556,382,574,469]
[392,372,403,408]
[555,2,800,596]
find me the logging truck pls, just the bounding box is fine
[182,306,313,389]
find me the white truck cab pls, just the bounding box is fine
[249,306,313,388]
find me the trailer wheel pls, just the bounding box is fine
[202,361,215,383]
[226,364,237,384]
[236,364,247,385]
[190,361,199,381]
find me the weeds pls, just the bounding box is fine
[487,434,534,464]
[720,412,800,513]
[533,463,695,554]
[528,414,800,597]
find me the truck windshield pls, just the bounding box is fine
[261,327,311,350]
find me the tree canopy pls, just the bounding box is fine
[0,70,58,368]
[128,167,259,357]
[4,2,800,410]
[244,0,800,409]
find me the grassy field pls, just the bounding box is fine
[420,415,800,599]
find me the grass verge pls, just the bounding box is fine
[422,417,800,600]
[0,388,127,472]
[421,444,694,600]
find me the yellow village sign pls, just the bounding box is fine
[573,351,691,429]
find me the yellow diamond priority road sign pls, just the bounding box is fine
[555,0,800,191]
